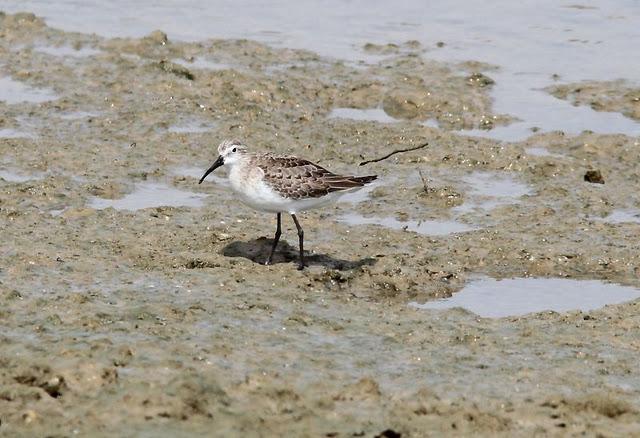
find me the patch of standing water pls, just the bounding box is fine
[0,128,35,139]
[336,170,530,234]
[0,168,44,182]
[264,61,325,75]
[328,108,398,124]
[598,210,640,225]
[59,111,101,120]
[7,1,639,139]
[172,57,232,71]
[455,171,533,212]
[411,277,640,318]
[525,146,564,158]
[421,119,440,129]
[338,178,382,204]
[34,44,101,57]
[88,182,207,211]
[0,76,57,104]
[455,70,640,142]
[339,213,473,236]
[335,176,475,235]
[167,119,215,134]
[171,166,228,186]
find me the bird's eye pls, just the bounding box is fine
[232,147,237,153]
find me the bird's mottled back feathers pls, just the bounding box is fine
[251,154,376,199]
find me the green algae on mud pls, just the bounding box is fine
[1,12,640,437]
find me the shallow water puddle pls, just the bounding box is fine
[421,119,440,129]
[171,166,229,186]
[0,128,35,139]
[338,177,384,204]
[0,168,44,182]
[454,71,640,141]
[49,208,67,216]
[264,61,320,75]
[35,44,101,57]
[412,277,640,318]
[336,170,530,235]
[335,177,475,236]
[0,76,58,104]
[88,182,207,211]
[455,171,533,212]
[328,108,398,123]
[173,57,232,71]
[59,110,101,120]
[167,120,215,134]
[599,210,640,224]
[5,1,640,140]
[339,212,473,236]
[526,146,564,158]
[464,171,532,198]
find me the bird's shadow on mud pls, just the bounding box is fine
[222,237,376,271]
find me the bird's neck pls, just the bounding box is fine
[226,154,252,176]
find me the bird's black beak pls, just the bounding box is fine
[198,155,224,184]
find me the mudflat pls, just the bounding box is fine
[1,12,639,437]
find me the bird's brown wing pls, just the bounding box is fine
[253,155,377,199]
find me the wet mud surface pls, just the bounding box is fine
[1,12,640,436]
[547,80,640,121]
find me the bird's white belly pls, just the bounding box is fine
[228,166,342,214]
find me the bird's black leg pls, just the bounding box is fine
[291,214,305,270]
[265,213,281,265]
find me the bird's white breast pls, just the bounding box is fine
[227,161,342,214]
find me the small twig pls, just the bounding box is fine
[359,142,428,166]
[418,169,429,192]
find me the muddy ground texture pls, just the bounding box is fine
[547,80,640,121]
[1,12,640,437]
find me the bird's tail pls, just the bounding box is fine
[350,175,377,185]
[324,174,378,192]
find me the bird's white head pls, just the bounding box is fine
[217,138,248,166]
[199,139,248,184]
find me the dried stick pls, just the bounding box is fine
[418,169,429,192]
[359,142,428,166]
